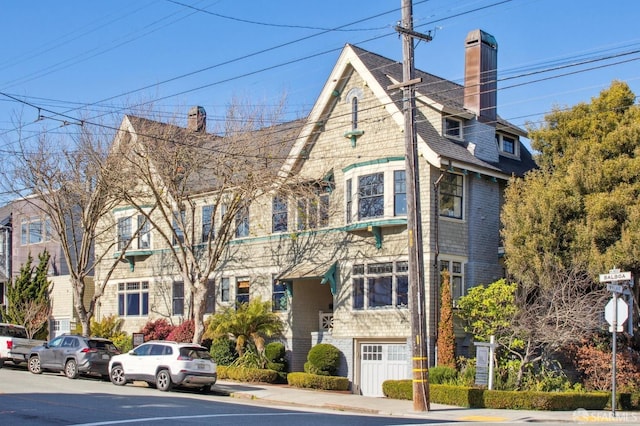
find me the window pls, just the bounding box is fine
[118,282,149,316]
[352,261,408,310]
[205,279,215,314]
[173,211,185,245]
[358,173,384,219]
[235,206,249,238]
[346,179,353,224]
[117,217,132,250]
[444,117,462,139]
[172,281,184,316]
[202,205,214,243]
[220,277,230,302]
[394,170,407,216]
[296,194,329,230]
[138,215,150,249]
[440,259,464,303]
[496,133,519,156]
[272,279,288,312]
[439,173,463,219]
[20,218,50,245]
[351,97,358,129]
[236,278,250,305]
[272,196,288,233]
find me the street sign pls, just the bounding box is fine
[600,271,632,282]
[605,297,628,329]
[607,283,624,293]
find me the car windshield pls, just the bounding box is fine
[179,347,212,360]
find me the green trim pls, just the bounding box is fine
[320,262,337,295]
[371,226,382,249]
[343,129,365,147]
[342,218,407,232]
[342,156,405,173]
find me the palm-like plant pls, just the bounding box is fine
[207,297,284,366]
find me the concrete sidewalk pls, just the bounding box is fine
[211,380,637,424]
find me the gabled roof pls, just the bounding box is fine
[281,43,537,179]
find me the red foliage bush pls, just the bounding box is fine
[166,320,195,343]
[569,337,640,392]
[140,319,174,341]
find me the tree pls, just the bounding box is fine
[458,269,608,389]
[206,297,284,363]
[437,270,456,368]
[502,81,640,289]
[113,99,315,343]
[4,116,138,336]
[1,251,51,338]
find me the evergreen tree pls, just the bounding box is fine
[1,250,51,338]
[437,270,456,368]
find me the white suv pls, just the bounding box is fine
[108,341,217,392]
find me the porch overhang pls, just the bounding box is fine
[278,261,337,295]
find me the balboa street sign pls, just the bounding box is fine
[599,271,632,283]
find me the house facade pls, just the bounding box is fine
[94,29,535,397]
[0,197,90,337]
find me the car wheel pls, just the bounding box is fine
[155,369,173,392]
[28,356,42,374]
[110,365,127,386]
[64,359,79,379]
[200,385,213,394]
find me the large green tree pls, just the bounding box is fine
[502,81,640,289]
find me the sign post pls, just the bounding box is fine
[600,268,632,418]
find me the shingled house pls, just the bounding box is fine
[94,29,535,397]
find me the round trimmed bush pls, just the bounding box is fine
[304,343,340,376]
[209,338,238,366]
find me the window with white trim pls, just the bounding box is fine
[172,281,184,316]
[394,170,407,216]
[439,172,463,219]
[172,211,186,245]
[137,215,150,249]
[220,277,230,302]
[235,206,249,238]
[272,278,288,312]
[272,196,288,233]
[21,217,51,245]
[352,261,408,310]
[202,205,214,243]
[117,217,132,250]
[118,282,149,316]
[444,117,463,139]
[297,193,329,230]
[439,259,464,303]
[236,278,250,305]
[496,133,520,157]
[358,173,384,219]
[205,279,215,314]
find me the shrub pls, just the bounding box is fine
[139,318,174,341]
[265,341,287,372]
[304,343,340,376]
[166,320,194,343]
[429,366,458,384]
[288,372,349,391]
[210,338,237,366]
[111,333,133,353]
[218,365,279,383]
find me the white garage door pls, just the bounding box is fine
[360,343,410,397]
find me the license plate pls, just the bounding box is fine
[102,354,109,360]
[197,363,205,370]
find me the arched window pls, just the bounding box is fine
[351,96,358,130]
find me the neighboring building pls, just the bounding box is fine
[95,29,535,397]
[0,197,93,337]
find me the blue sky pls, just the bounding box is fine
[1,0,640,151]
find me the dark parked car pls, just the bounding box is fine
[28,335,120,379]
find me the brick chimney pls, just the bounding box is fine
[187,106,206,132]
[464,29,497,125]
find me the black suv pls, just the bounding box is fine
[28,335,120,379]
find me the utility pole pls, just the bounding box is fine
[393,0,432,412]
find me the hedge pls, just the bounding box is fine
[382,380,640,411]
[217,365,278,383]
[288,372,349,391]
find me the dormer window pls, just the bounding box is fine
[444,117,463,139]
[496,133,520,157]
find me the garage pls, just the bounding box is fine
[359,342,410,397]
